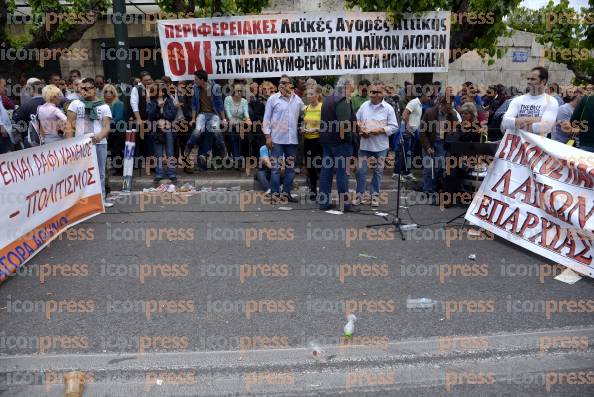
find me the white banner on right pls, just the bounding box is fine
[465,129,594,278]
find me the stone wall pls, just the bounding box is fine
[59,21,157,79]
[435,30,576,90]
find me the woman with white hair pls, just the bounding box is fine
[456,102,482,141]
[38,84,68,144]
[443,101,483,205]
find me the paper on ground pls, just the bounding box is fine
[554,268,582,284]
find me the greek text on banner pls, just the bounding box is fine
[157,11,451,80]
[465,130,594,278]
[0,136,104,283]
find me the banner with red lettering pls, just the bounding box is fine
[465,130,594,278]
[157,11,450,80]
[0,136,103,283]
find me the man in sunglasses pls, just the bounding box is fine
[353,80,398,208]
[262,75,305,203]
[67,78,113,207]
[501,66,559,136]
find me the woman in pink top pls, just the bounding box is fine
[38,84,67,144]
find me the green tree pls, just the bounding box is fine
[0,0,269,77]
[156,0,269,16]
[346,0,523,63]
[0,0,111,76]
[508,0,594,84]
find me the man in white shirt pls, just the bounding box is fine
[130,71,153,137]
[396,90,431,181]
[353,80,398,208]
[67,78,113,207]
[262,75,305,203]
[502,67,559,136]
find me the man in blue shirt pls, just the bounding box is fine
[262,75,305,203]
[13,80,45,149]
[454,82,482,110]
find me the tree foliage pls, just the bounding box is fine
[156,0,269,16]
[0,0,269,76]
[346,0,523,63]
[508,0,594,84]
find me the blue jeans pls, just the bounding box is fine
[229,124,243,161]
[153,131,177,179]
[319,143,352,210]
[271,143,297,194]
[580,145,594,153]
[95,144,107,200]
[422,139,446,192]
[187,113,227,160]
[356,149,388,196]
[255,168,285,191]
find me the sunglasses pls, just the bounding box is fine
[370,90,383,94]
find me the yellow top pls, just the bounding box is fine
[303,102,322,139]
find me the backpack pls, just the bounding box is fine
[27,106,44,146]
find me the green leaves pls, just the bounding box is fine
[508,0,593,83]
[347,0,522,62]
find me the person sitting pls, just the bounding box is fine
[254,144,284,193]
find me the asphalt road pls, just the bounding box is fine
[1,188,593,396]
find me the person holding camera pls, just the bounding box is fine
[146,83,178,185]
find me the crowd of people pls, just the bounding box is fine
[0,66,593,210]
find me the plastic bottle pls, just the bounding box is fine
[343,314,357,338]
[309,340,324,360]
[406,298,437,309]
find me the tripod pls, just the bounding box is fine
[366,130,412,240]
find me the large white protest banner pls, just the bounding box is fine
[465,130,594,278]
[157,11,450,80]
[0,136,104,283]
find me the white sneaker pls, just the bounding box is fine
[404,174,417,181]
[352,196,362,206]
[371,196,380,208]
[361,194,371,205]
[103,201,114,208]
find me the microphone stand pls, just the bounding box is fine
[366,122,412,240]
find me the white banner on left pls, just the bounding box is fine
[0,136,104,283]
